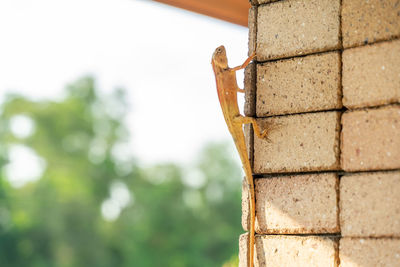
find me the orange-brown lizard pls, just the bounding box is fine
[211,45,267,267]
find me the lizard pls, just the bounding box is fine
[211,45,268,267]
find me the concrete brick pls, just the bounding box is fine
[241,173,339,233]
[244,62,256,117]
[248,6,257,56]
[239,233,338,267]
[239,234,251,267]
[254,173,339,234]
[256,0,340,61]
[244,123,253,166]
[241,179,250,231]
[341,105,400,172]
[241,123,254,231]
[257,52,342,116]
[254,111,340,173]
[241,124,253,232]
[340,171,400,237]
[339,238,400,267]
[342,40,400,109]
[342,0,400,48]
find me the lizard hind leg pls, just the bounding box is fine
[234,116,269,140]
[240,116,284,143]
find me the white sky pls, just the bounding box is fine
[0,0,249,164]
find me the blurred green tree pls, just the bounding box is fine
[0,77,242,267]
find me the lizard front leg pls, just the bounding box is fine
[231,52,256,93]
[229,52,256,72]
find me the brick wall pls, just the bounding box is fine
[240,0,400,266]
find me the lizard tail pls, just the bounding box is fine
[247,177,256,267]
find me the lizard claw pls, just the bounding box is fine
[261,130,268,139]
[259,121,283,142]
[261,131,272,143]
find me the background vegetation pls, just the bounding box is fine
[0,77,243,267]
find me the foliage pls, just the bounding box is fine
[0,77,243,267]
[222,255,239,267]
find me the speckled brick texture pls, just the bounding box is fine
[341,105,400,172]
[254,173,339,234]
[242,124,253,232]
[248,7,257,56]
[239,234,249,267]
[256,0,340,61]
[241,1,400,265]
[241,179,250,231]
[244,123,253,166]
[239,234,338,267]
[339,238,400,267]
[342,0,400,48]
[343,40,400,109]
[254,111,340,174]
[340,171,400,237]
[241,173,339,233]
[256,52,341,116]
[244,62,256,117]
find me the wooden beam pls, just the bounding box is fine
[153,0,250,27]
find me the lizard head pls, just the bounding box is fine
[211,45,228,69]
